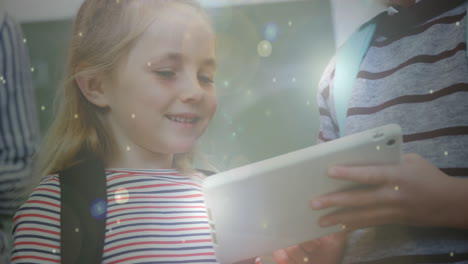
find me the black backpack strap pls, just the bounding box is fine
[59,156,107,264]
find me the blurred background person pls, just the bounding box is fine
[0,0,41,262]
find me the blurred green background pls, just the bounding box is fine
[22,0,335,171]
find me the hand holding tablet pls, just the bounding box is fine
[203,124,402,263]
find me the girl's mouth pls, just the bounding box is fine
[165,114,200,124]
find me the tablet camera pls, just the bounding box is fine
[372,131,385,141]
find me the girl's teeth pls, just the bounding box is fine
[168,116,196,123]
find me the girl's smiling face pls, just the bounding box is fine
[100,3,217,168]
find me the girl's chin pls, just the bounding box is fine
[168,141,197,154]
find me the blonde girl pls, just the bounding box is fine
[11,0,219,263]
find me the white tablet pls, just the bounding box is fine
[202,124,402,264]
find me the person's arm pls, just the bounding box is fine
[0,13,41,216]
[311,153,468,230]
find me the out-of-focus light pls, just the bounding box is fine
[263,22,279,41]
[115,188,130,204]
[90,198,107,220]
[257,40,272,57]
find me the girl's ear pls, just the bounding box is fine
[75,65,109,108]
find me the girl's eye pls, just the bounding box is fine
[198,75,214,84]
[155,70,175,78]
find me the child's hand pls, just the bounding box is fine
[272,232,347,264]
[310,153,468,230]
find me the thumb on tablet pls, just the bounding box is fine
[273,232,347,264]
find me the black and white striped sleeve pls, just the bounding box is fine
[0,14,40,216]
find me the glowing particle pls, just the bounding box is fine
[126,146,131,151]
[0,76,3,80]
[116,0,120,3]
[2,79,6,84]
[232,132,237,137]
[450,252,455,257]
[223,112,233,125]
[376,145,381,151]
[41,106,45,111]
[90,198,107,219]
[341,224,346,230]
[429,90,433,94]
[78,32,83,37]
[223,81,230,87]
[263,22,279,41]
[292,77,296,83]
[246,89,252,95]
[23,38,27,43]
[288,21,293,27]
[304,257,309,262]
[456,22,460,26]
[257,40,272,57]
[147,62,152,67]
[115,188,129,204]
[74,114,79,119]
[131,114,136,119]
[444,151,448,156]
[52,249,57,254]
[75,228,79,232]
[30,67,35,72]
[395,185,399,191]
[272,77,276,83]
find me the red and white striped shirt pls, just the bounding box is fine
[11,169,219,264]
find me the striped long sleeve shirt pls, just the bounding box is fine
[317,0,468,263]
[11,169,219,264]
[0,13,40,217]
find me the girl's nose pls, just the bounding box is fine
[179,75,204,103]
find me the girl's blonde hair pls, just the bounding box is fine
[37,0,210,179]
